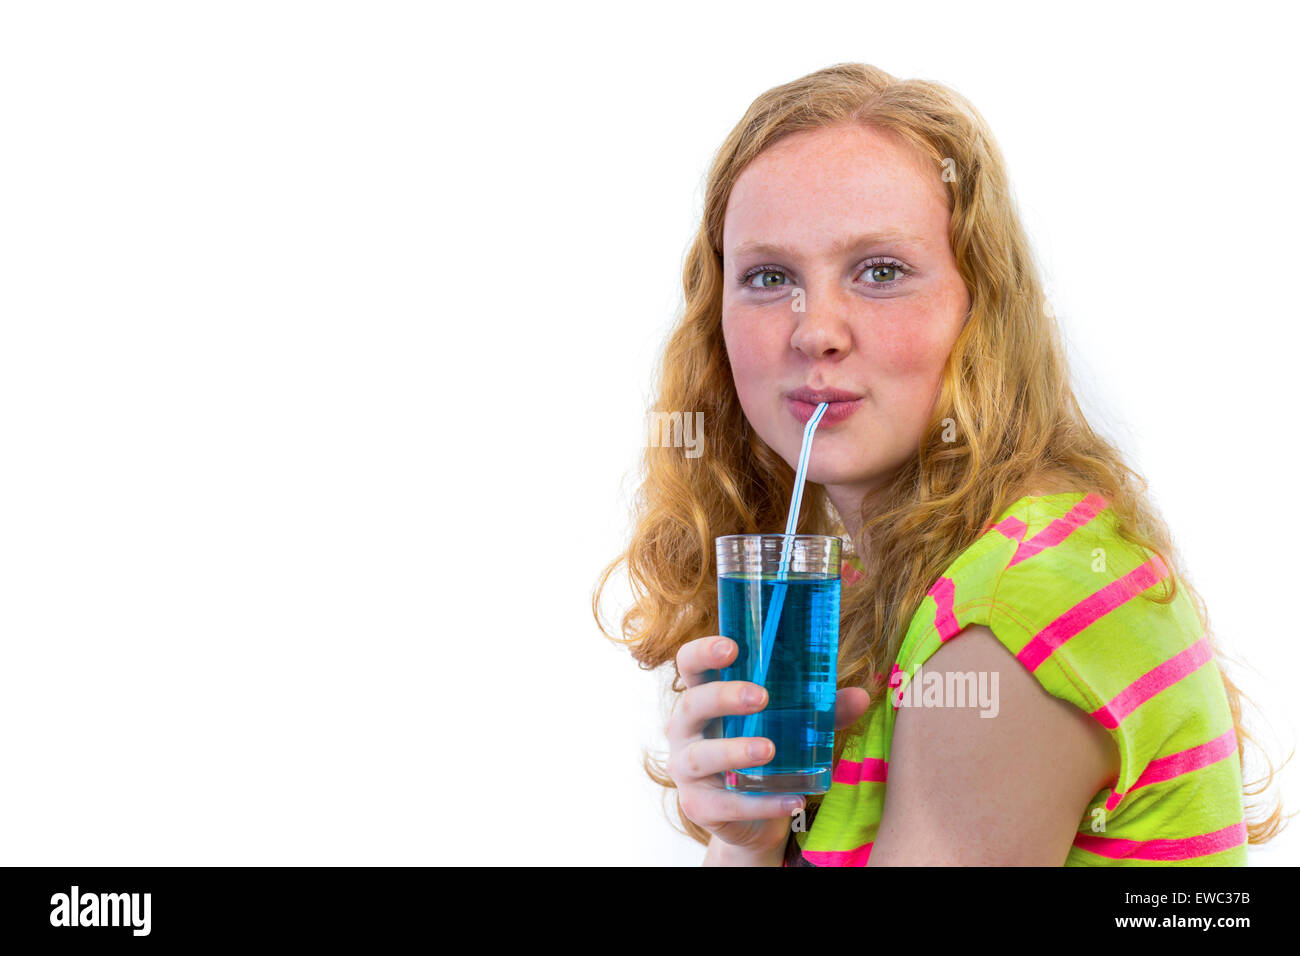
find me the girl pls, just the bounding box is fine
[593,62,1288,866]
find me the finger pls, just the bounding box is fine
[675,635,738,689]
[680,786,805,832]
[669,735,774,784]
[834,686,873,730]
[666,680,767,743]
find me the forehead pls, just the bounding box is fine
[722,124,949,254]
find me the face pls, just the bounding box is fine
[721,123,971,526]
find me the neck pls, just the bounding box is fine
[825,483,882,550]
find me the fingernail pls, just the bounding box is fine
[783,797,804,812]
[713,639,731,660]
[743,687,765,707]
[747,740,771,760]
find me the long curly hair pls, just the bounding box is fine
[591,62,1290,850]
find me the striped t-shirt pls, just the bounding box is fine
[785,492,1248,866]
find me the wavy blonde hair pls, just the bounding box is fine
[592,62,1290,851]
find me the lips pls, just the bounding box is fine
[784,393,864,426]
[785,386,864,404]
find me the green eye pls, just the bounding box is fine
[739,258,912,292]
[746,269,789,289]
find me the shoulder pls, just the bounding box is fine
[894,491,1124,665]
[888,490,1224,856]
[993,490,1141,578]
[982,491,1194,706]
[871,623,1119,865]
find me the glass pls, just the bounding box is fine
[704,533,841,795]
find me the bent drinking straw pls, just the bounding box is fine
[741,402,828,741]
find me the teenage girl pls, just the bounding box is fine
[594,62,1287,866]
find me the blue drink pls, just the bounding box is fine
[708,535,841,795]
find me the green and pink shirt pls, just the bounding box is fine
[785,491,1248,866]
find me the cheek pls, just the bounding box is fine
[869,322,948,377]
[869,283,968,378]
[722,318,777,391]
[866,318,957,425]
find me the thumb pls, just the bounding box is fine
[833,686,872,731]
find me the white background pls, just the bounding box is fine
[1,1,1296,866]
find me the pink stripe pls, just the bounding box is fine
[1104,728,1238,811]
[1072,821,1246,861]
[1008,493,1108,567]
[990,515,1028,541]
[1132,728,1239,794]
[1017,553,1172,672]
[927,576,961,641]
[888,662,902,686]
[832,757,889,786]
[802,841,874,866]
[1092,637,1214,730]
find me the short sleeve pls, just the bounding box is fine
[892,493,1234,818]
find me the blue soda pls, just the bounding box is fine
[705,573,839,794]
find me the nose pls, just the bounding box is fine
[789,284,853,359]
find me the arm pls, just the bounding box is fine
[868,625,1119,866]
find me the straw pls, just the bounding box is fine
[741,402,828,741]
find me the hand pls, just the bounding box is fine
[667,635,873,859]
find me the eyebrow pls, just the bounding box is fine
[730,230,926,259]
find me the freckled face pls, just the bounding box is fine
[721,124,970,500]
